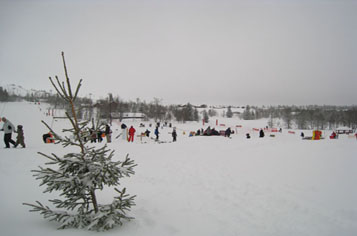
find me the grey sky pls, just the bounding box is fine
[1,0,356,106]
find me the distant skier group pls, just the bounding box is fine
[0,117,25,148]
[120,122,177,143]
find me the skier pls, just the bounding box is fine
[246,133,251,139]
[105,124,112,143]
[121,123,127,140]
[0,117,16,148]
[15,125,26,148]
[172,127,177,142]
[154,126,159,140]
[145,129,150,137]
[128,126,136,142]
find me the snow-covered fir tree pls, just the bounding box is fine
[24,52,137,231]
[226,106,233,118]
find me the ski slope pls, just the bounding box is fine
[0,102,356,236]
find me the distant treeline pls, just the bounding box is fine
[242,105,357,130]
[0,87,11,101]
[10,91,357,130]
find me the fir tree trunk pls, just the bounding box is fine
[90,190,98,213]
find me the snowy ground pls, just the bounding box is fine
[0,102,356,236]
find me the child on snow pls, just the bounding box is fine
[15,125,26,148]
[172,128,177,142]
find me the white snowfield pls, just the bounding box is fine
[0,102,356,236]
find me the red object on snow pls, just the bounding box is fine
[129,127,136,135]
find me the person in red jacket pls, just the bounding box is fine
[128,126,136,142]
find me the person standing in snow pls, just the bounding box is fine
[259,129,265,138]
[128,126,136,142]
[0,117,17,148]
[172,127,177,142]
[154,126,159,140]
[105,124,112,143]
[121,123,127,140]
[15,125,26,148]
[90,128,97,143]
[225,127,232,138]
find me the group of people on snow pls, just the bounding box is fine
[122,122,176,143]
[10,114,352,148]
[0,117,25,148]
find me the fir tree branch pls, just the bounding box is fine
[73,79,83,102]
[61,52,73,99]
[49,77,66,101]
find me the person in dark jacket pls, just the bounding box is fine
[97,130,103,143]
[211,128,219,136]
[90,128,97,143]
[225,127,232,138]
[15,125,26,148]
[259,129,265,138]
[154,126,159,140]
[1,117,16,148]
[172,128,177,142]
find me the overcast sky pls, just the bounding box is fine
[1,0,356,106]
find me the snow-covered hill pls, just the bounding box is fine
[0,83,50,97]
[0,101,356,236]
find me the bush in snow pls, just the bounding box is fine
[23,52,137,231]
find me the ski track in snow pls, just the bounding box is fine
[0,102,356,236]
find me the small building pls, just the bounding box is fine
[119,112,146,121]
[336,127,353,135]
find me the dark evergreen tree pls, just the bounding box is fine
[24,52,137,231]
[193,108,199,121]
[226,106,233,118]
[208,108,217,117]
[0,87,9,101]
[282,107,293,129]
[242,105,253,120]
[182,103,194,121]
[202,110,209,123]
